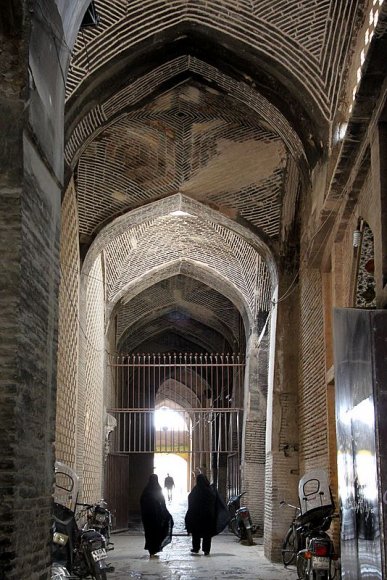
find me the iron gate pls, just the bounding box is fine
[107,353,245,455]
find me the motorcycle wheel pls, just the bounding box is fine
[296,554,308,579]
[245,528,254,546]
[91,562,107,580]
[282,528,298,566]
[229,518,241,538]
[51,564,71,580]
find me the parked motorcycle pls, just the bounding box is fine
[227,491,256,545]
[297,517,337,579]
[51,462,111,580]
[80,499,114,551]
[295,469,339,579]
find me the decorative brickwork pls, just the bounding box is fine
[66,56,305,168]
[81,256,105,500]
[56,184,109,504]
[66,0,367,124]
[116,276,243,352]
[56,182,79,468]
[83,194,275,325]
[103,214,261,306]
[2,0,387,577]
[116,276,241,344]
[75,82,288,242]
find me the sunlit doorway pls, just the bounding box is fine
[154,407,189,533]
[154,452,188,499]
[154,406,189,501]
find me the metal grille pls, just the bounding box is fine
[108,353,245,454]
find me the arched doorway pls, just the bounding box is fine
[154,405,189,502]
[106,352,245,529]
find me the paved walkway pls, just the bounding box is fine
[107,532,298,580]
[107,495,298,580]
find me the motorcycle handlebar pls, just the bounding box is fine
[280,500,300,512]
[227,491,247,503]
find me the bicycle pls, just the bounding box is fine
[280,500,304,566]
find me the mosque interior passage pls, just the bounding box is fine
[1,0,387,578]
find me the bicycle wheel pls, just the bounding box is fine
[282,527,298,566]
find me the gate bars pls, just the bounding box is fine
[107,353,245,455]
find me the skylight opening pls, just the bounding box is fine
[170,210,195,218]
[348,5,381,115]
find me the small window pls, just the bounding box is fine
[81,1,100,29]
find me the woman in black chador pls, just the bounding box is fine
[185,473,218,555]
[140,474,174,557]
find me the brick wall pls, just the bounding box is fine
[56,186,109,505]
[0,140,61,578]
[244,420,266,532]
[81,255,106,501]
[56,182,79,468]
[264,280,300,561]
[298,267,328,474]
[242,330,270,532]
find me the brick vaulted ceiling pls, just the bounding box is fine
[67,1,371,352]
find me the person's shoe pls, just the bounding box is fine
[204,552,210,556]
[190,549,199,554]
[149,554,159,558]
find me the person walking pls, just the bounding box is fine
[164,473,175,502]
[185,473,217,555]
[140,474,174,558]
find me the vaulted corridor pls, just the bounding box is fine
[1,1,387,579]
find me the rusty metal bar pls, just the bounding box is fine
[107,353,245,455]
[109,410,241,454]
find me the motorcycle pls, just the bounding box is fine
[295,469,339,579]
[80,499,114,551]
[227,491,256,545]
[51,462,111,580]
